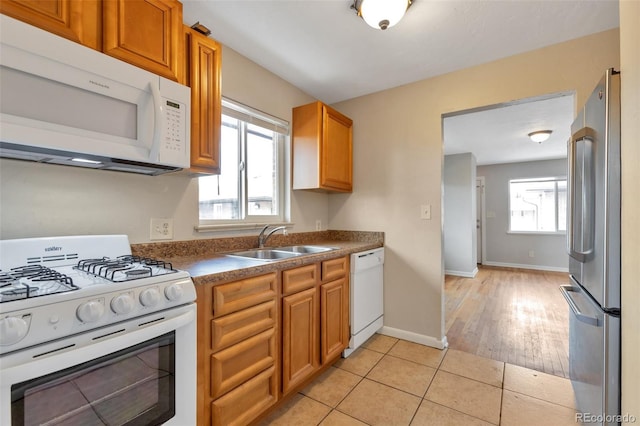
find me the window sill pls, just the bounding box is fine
[507,231,566,236]
[195,222,294,233]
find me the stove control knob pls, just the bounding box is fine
[164,283,183,301]
[111,294,134,315]
[77,300,105,323]
[140,288,160,307]
[0,316,29,345]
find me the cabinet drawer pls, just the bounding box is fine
[211,365,277,426]
[212,273,277,317]
[211,300,276,352]
[322,256,348,282]
[282,264,318,295]
[211,328,276,399]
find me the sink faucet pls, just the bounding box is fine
[258,225,287,248]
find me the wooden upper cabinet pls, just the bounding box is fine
[103,0,183,82]
[292,101,353,193]
[0,0,102,50]
[184,26,222,174]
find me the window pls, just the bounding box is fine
[509,178,566,233]
[199,99,289,225]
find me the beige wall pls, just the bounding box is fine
[0,46,323,243]
[331,29,620,344]
[620,0,640,420]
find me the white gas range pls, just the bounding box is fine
[0,235,197,426]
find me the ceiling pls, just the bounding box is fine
[443,93,575,165]
[181,0,618,165]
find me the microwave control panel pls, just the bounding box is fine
[161,97,188,166]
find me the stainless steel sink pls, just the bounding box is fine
[275,245,336,254]
[226,249,302,261]
[226,245,336,261]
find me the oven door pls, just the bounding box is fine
[0,304,196,426]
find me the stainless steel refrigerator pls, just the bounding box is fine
[561,68,621,425]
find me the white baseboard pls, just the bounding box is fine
[482,261,568,273]
[444,267,478,278]
[379,326,448,350]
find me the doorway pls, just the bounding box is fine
[441,91,574,378]
[476,176,485,265]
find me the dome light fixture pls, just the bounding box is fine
[351,0,413,30]
[528,130,553,144]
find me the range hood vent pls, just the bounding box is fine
[0,143,180,176]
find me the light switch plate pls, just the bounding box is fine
[150,218,173,240]
[420,204,431,220]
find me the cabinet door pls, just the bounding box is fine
[321,278,349,363]
[282,287,318,394]
[0,0,101,50]
[321,105,353,192]
[103,0,183,82]
[184,27,222,174]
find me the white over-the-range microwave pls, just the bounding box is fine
[0,15,191,175]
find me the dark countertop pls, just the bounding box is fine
[130,230,384,286]
[167,240,383,286]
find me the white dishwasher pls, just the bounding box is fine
[343,247,384,357]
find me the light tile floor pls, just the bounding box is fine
[259,334,579,426]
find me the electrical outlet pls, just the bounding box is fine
[528,250,535,258]
[150,218,173,240]
[420,204,431,220]
[315,220,322,231]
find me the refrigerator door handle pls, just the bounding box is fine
[560,284,599,326]
[567,127,595,262]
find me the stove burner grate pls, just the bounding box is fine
[0,265,78,303]
[75,256,176,282]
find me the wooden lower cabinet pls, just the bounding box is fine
[197,273,278,426]
[281,286,318,394]
[211,366,277,426]
[321,277,349,364]
[281,256,349,395]
[211,328,276,399]
[198,255,351,425]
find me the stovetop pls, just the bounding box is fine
[0,255,179,303]
[0,235,196,355]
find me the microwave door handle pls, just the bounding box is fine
[567,127,595,262]
[149,82,163,162]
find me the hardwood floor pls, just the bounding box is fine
[445,266,570,378]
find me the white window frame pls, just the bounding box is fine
[196,98,291,232]
[507,176,567,235]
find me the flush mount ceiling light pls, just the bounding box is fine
[351,0,413,30]
[528,130,553,143]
